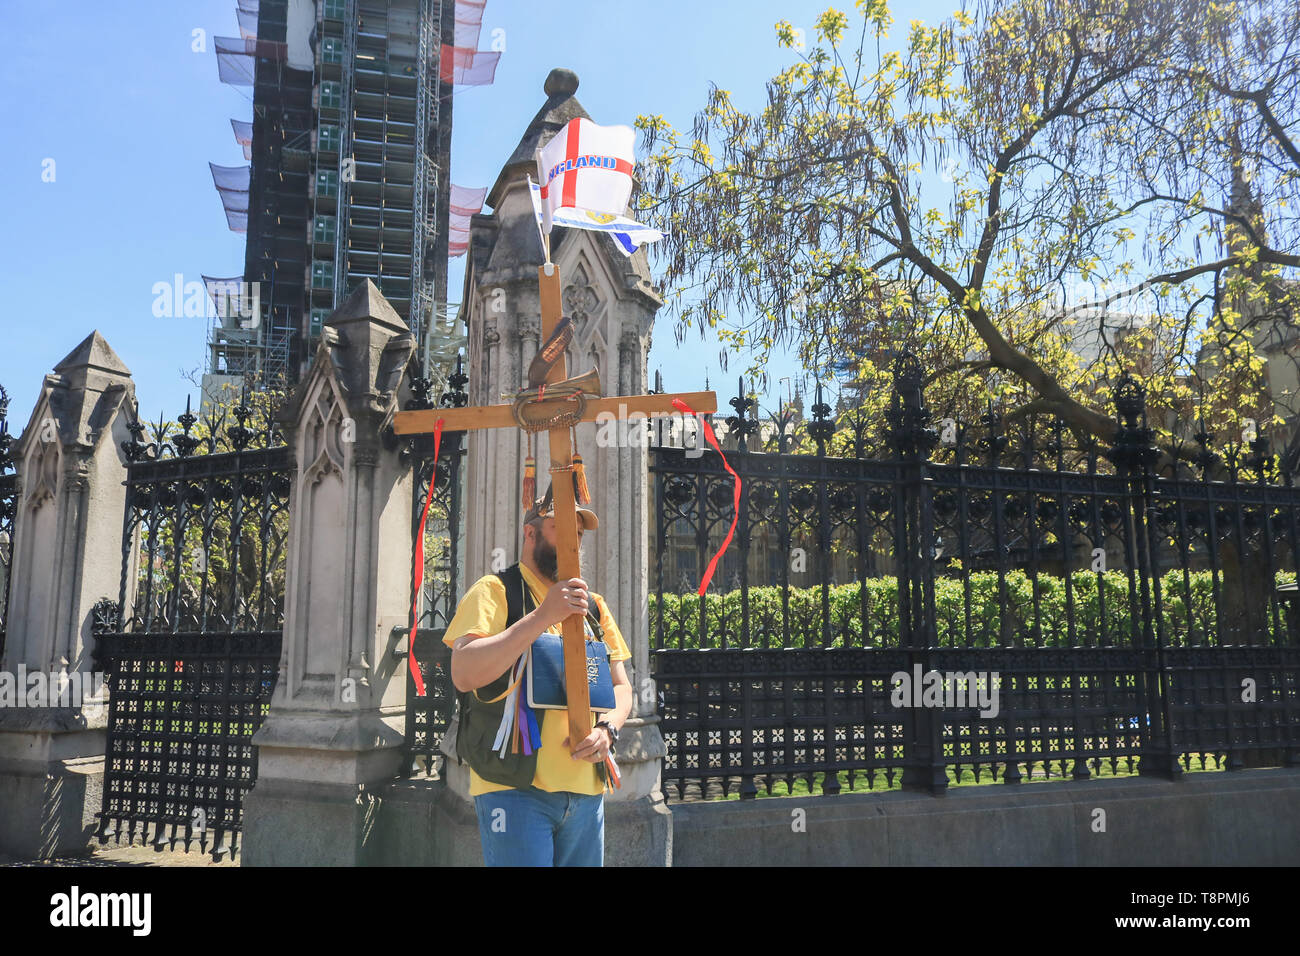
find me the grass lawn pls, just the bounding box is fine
[682,751,1232,801]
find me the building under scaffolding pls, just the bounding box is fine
[204,0,493,398]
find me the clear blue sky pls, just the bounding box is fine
[0,0,959,430]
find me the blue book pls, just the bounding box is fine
[526,633,616,713]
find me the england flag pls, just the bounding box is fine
[531,117,663,255]
[535,118,637,230]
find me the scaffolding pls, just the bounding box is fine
[208,0,484,390]
[411,0,440,348]
[203,276,293,385]
[316,3,434,333]
[206,0,314,387]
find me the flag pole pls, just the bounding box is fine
[534,148,554,273]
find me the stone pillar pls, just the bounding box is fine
[241,280,416,866]
[453,68,671,863]
[0,332,135,858]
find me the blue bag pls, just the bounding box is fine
[526,613,616,713]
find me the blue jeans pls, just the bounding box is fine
[473,787,604,866]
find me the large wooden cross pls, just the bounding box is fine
[394,263,716,748]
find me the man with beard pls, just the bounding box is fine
[441,485,633,866]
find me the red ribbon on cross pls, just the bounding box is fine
[671,397,741,596]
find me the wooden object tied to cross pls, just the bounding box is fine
[394,262,717,749]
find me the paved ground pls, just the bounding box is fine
[0,842,238,867]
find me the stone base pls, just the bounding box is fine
[605,791,673,866]
[240,722,406,865]
[373,779,482,866]
[373,776,673,866]
[0,754,104,859]
[241,777,387,867]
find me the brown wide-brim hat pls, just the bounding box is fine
[524,483,599,530]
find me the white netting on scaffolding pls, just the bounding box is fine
[217,50,255,86]
[439,45,500,86]
[216,35,285,58]
[210,162,250,193]
[447,184,486,257]
[449,184,487,217]
[287,0,314,70]
[202,275,251,321]
[210,163,250,232]
[454,0,485,49]
[231,119,253,160]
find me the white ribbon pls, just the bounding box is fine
[491,653,528,757]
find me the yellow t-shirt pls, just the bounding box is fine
[442,563,631,796]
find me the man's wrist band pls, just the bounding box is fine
[596,719,619,752]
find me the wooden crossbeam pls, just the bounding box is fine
[392,391,717,435]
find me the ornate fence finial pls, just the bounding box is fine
[174,395,200,458]
[806,379,835,453]
[121,398,149,462]
[407,369,434,411]
[1114,373,1144,427]
[1192,413,1218,479]
[434,353,471,460]
[404,354,470,465]
[1105,372,1160,474]
[228,394,255,452]
[770,400,798,455]
[726,376,759,452]
[886,350,936,458]
[441,352,469,409]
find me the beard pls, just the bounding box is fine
[532,534,579,582]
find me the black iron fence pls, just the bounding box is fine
[650,355,1300,800]
[401,359,467,778]
[94,395,290,858]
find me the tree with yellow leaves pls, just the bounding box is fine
[636,0,1299,471]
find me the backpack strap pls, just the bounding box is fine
[465,564,528,703]
[461,565,530,709]
[498,563,526,628]
[586,595,605,643]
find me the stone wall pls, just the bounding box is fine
[370,768,1300,866]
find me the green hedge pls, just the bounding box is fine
[649,570,1292,649]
